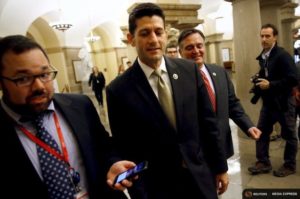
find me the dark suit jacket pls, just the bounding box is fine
[106,57,227,199]
[205,64,254,158]
[256,44,298,111]
[1,94,125,199]
[89,72,106,92]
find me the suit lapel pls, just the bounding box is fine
[130,61,177,131]
[131,64,162,112]
[52,95,90,146]
[165,58,183,129]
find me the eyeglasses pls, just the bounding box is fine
[0,70,58,87]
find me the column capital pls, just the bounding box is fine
[260,0,291,7]
[225,0,291,5]
[205,33,224,44]
[128,3,204,31]
[281,2,300,23]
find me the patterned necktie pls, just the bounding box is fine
[35,111,76,199]
[200,70,216,112]
[153,69,177,129]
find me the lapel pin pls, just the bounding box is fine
[173,73,178,80]
[212,72,216,76]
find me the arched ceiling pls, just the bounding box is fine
[1,0,299,48]
[0,0,132,46]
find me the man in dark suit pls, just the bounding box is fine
[105,3,228,199]
[248,24,298,177]
[295,62,300,140]
[0,35,126,199]
[178,28,261,160]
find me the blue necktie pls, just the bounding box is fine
[35,112,76,199]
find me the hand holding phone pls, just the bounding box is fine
[113,161,148,185]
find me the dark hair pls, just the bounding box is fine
[261,23,278,36]
[128,3,165,35]
[178,28,205,49]
[0,35,49,73]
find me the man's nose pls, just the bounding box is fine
[31,77,45,89]
[149,32,159,42]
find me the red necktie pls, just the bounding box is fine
[200,70,216,112]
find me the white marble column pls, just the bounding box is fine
[225,0,262,126]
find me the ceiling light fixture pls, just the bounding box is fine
[50,21,73,32]
[50,0,73,32]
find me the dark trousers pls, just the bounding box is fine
[256,100,298,169]
[151,168,211,199]
[94,90,103,105]
[129,167,216,199]
[172,168,208,199]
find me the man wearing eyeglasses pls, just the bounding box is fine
[0,35,126,199]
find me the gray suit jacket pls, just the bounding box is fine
[205,64,254,158]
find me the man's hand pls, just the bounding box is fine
[216,172,229,195]
[106,160,137,191]
[256,78,270,90]
[248,127,262,140]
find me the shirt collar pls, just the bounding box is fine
[138,57,167,79]
[262,42,275,59]
[200,64,211,77]
[0,99,55,124]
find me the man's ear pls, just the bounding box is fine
[178,48,182,57]
[127,33,135,47]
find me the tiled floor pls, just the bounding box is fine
[89,93,300,198]
[221,120,300,199]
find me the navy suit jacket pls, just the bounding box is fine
[1,94,125,199]
[106,57,227,199]
[205,64,254,158]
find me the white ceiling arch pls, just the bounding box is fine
[0,0,233,43]
[0,0,131,47]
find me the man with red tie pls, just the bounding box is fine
[178,28,262,160]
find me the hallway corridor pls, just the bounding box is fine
[90,94,300,198]
[221,120,300,199]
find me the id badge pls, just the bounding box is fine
[74,190,89,199]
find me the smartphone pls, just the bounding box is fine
[113,161,148,185]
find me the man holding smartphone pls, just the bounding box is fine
[105,3,228,199]
[113,161,148,185]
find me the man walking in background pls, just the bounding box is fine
[248,23,298,177]
[165,41,179,58]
